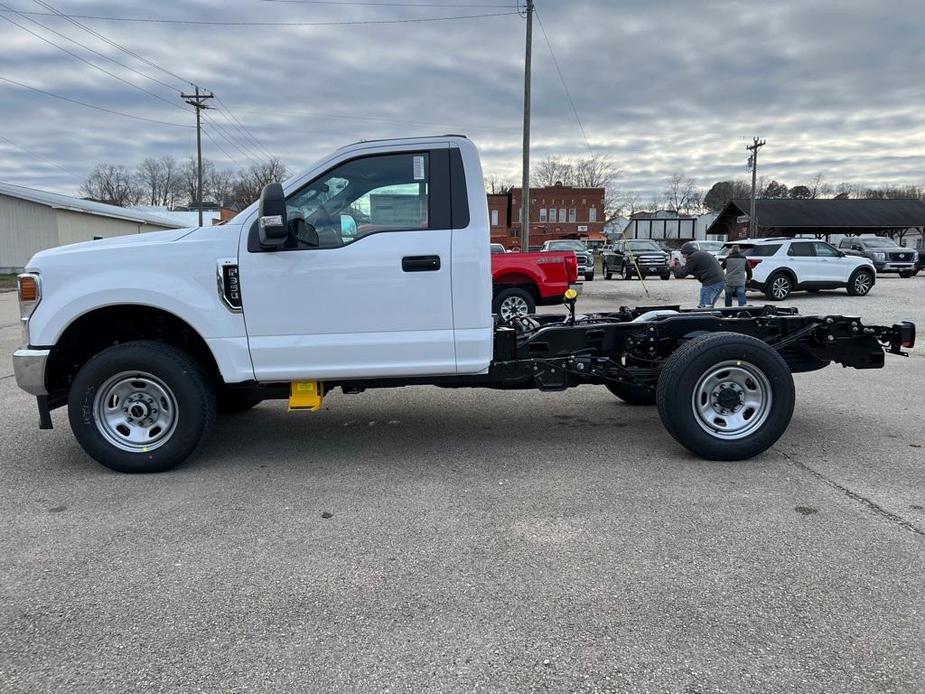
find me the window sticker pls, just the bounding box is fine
[413,155,425,181]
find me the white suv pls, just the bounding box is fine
[723,238,877,301]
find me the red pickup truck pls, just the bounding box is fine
[491,243,578,320]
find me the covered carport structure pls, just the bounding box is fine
[707,198,925,246]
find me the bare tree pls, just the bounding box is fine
[534,156,574,187]
[207,167,236,208]
[807,172,831,199]
[483,175,514,195]
[80,163,142,207]
[136,157,163,206]
[663,173,702,214]
[159,155,182,207]
[230,157,290,209]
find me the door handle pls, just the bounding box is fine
[402,255,441,272]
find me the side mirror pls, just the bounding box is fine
[258,182,289,248]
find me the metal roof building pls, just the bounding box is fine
[0,181,183,272]
[707,198,925,241]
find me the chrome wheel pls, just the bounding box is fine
[93,371,179,453]
[691,360,772,440]
[499,295,530,321]
[854,272,872,295]
[771,276,790,299]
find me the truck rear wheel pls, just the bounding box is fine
[67,341,216,473]
[655,333,795,460]
[493,287,535,321]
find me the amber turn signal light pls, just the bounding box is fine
[18,275,38,302]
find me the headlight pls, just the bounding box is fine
[17,273,41,345]
[872,252,885,261]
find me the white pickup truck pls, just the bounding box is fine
[12,136,915,472]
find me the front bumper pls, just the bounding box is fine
[12,348,49,396]
[874,262,916,273]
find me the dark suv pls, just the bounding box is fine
[602,239,671,280]
[838,236,917,277]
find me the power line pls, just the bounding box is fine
[0,133,76,175]
[534,6,593,156]
[259,0,514,6]
[200,127,243,168]
[0,75,193,127]
[201,114,264,166]
[0,1,179,92]
[29,0,192,88]
[0,4,190,115]
[214,96,276,160]
[0,8,521,26]
[232,104,520,132]
[28,0,268,167]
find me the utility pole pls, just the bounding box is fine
[181,85,214,226]
[520,0,534,251]
[746,137,766,238]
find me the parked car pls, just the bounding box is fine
[669,240,725,269]
[541,239,594,281]
[723,238,877,300]
[837,236,918,277]
[492,248,578,320]
[917,248,925,274]
[490,243,507,254]
[603,239,671,280]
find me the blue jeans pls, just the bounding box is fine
[699,282,725,307]
[724,284,747,307]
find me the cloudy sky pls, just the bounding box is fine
[1,0,924,201]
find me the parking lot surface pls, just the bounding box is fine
[1,277,923,693]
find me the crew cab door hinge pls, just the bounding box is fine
[216,258,242,312]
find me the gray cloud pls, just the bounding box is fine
[0,0,923,199]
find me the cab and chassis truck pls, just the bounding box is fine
[12,136,916,473]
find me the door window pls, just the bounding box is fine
[285,152,430,249]
[813,242,840,257]
[788,242,815,257]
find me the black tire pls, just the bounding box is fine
[847,268,874,296]
[604,262,613,280]
[217,388,264,414]
[764,272,792,301]
[67,341,216,473]
[899,270,912,279]
[585,272,595,281]
[656,333,795,461]
[605,381,656,406]
[493,287,536,321]
[660,272,671,281]
[621,262,633,280]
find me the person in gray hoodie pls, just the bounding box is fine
[673,241,725,307]
[721,244,753,307]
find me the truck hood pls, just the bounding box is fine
[29,226,198,266]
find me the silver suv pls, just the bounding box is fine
[541,239,594,281]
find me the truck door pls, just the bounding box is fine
[238,147,457,381]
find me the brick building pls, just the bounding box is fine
[488,183,606,250]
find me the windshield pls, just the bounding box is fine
[699,241,724,252]
[547,240,587,251]
[625,240,662,252]
[860,237,899,248]
[490,243,506,254]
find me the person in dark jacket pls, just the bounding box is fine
[721,244,753,307]
[673,241,725,307]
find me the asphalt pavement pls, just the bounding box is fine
[1,276,923,693]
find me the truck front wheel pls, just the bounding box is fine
[67,341,216,473]
[655,333,795,460]
[493,287,536,321]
